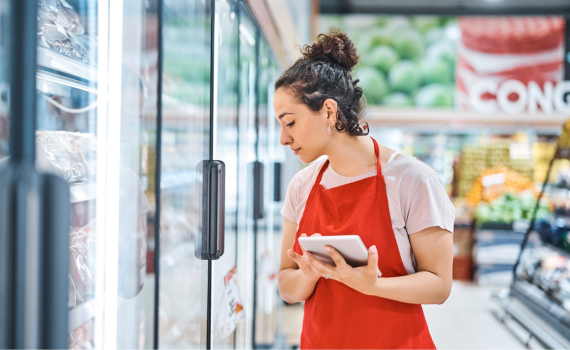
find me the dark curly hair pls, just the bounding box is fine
[274,28,368,136]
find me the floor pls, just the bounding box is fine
[283,281,528,349]
[424,282,524,349]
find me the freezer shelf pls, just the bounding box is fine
[68,299,95,332]
[37,46,97,84]
[511,279,570,341]
[70,182,97,203]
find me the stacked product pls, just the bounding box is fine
[533,142,570,183]
[458,145,487,197]
[456,16,565,113]
[323,15,458,107]
[452,200,475,280]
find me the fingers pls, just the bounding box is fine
[299,233,307,254]
[367,245,381,277]
[325,246,348,269]
[304,252,332,276]
[287,249,306,267]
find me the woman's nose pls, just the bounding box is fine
[280,128,291,146]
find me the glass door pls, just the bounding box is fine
[210,0,240,348]
[253,39,284,347]
[234,3,258,348]
[158,0,212,348]
[34,0,159,348]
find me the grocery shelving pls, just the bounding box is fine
[69,182,97,203]
[366,107,567,128]
[68,299,95,332]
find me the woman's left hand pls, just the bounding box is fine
[303,245,380,295]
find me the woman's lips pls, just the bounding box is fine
[293,147,301,155]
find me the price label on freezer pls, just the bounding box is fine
[217,267,245,339]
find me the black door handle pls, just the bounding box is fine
[195,160,225,261]
[253,161,264,220]
[208,161,225,260]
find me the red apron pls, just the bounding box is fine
[293,138,436,349]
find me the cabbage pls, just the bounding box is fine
[388,60,420,93]
[354,67,389,104]
[385,16,412,30]
[364,46,399,74]
[359,27,392,53]
[391,28,424,60]
[424,27,445,47]
[415,83,454,108]
[411,16,440,34]
[420,57,452,85]
[382,93,412,107]
[426,40,456,69]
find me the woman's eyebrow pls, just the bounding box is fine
[278,112,293,119]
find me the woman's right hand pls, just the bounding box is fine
[287,233,321,282]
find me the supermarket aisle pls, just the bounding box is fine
[424,282,523,349]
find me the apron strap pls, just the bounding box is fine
[309,137,383,196]
[308,158,330,198]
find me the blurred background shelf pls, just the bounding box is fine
[68,299,95,332]
[366,107,568,128]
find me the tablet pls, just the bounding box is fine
[298,235,381,277]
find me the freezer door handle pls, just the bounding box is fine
[253,161,264,220]
[208,160,225,260]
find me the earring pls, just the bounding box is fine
[327,121,336,135]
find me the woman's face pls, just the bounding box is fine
[273,88,337,164]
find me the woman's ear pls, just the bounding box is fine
[323,98,337,120]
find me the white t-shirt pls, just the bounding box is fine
[281,153,455,275]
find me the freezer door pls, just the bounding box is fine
[34,0,162,348]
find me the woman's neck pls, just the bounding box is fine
[325,135,381,177]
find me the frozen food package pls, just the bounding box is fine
[69,244,94,304]
[68,320,94,350]
[37,0,89,63]
[36,131,97,183]
[456,16,565,113]
[68,275,77,309]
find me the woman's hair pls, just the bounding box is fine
[275,28,368,136]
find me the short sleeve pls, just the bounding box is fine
[281,175,298,224]
[405,174,455,235]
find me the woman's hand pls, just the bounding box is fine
[286,233,321,283]
[304,245,380,295]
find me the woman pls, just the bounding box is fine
[275,29,455,349]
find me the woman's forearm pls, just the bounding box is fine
[278,268,320,304]
[367,271,451,305]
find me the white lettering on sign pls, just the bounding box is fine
[469,80,570,114]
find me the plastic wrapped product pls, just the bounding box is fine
[36,131,90,183]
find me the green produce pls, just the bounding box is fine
[391,29,424,60]
[365,46,399,73]
[382,92,412,107]
[385,16,412,30]
[420,57,452,85]
[475,192,551,225]
[426,40,456,70]
[388,60,420,93]
[354,67,389,104]
[412,16,440,34]
[359,27,392,53]
[424,27,445,46]
[415,83,453,108]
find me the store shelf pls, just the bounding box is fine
[68,299,95,332]
[493,290,570,349]
[37,46,97,84]
[70,182,97,203]
[511,279,570,341]
[366,107,567,128]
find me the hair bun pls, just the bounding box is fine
[301,28,359,71]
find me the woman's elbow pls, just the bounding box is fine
[435,282,452,304]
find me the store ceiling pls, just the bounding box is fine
[319,0,570,15]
